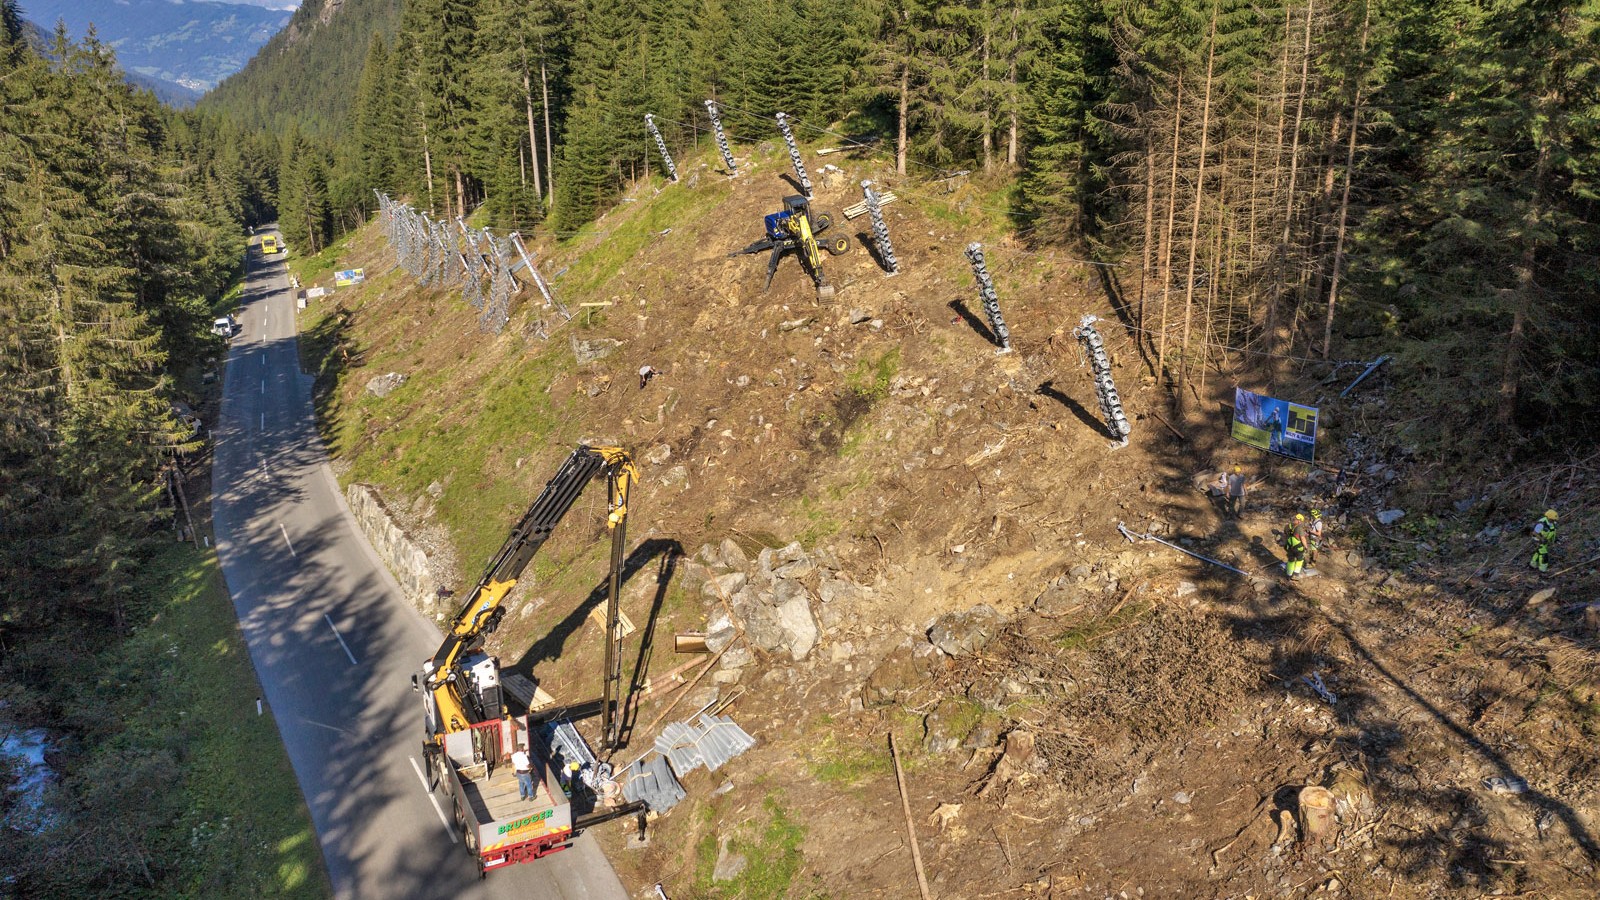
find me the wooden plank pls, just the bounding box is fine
[842,191,899,220]
[586,605,636,638]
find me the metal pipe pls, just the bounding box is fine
[1116,522,1249,576]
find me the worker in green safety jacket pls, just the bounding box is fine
[1284,513,1308,579]
[1530,509,1559,573]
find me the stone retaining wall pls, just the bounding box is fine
[346,482,436,615]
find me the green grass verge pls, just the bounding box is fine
[132,544,330,898]
[287,231,354,288]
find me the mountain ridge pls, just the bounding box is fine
[20,0,289,91]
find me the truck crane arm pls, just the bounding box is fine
[423,444,637,735]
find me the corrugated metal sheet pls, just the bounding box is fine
[623,755,686,812]
[694,714,756,772]
[542,719,601,789]
[651,713,757,777]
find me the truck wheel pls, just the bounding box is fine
[453,804,477,856]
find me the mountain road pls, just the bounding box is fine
[211,231,630,900]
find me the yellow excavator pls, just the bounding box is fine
[415,444,643,875]
[731,194,851,299]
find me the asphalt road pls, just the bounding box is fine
[211,230,631,900]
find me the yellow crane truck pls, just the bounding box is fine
[413,444,645,877]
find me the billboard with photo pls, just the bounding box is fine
[334,268,365,287]
[1232,387,1318,461]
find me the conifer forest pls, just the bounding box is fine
[199,0,1600,434]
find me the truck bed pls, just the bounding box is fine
[461,762,563,827]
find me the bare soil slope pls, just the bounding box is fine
[294,141,1600,899]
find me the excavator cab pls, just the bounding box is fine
[733,195,850,299]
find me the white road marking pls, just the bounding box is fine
[410,756,459,843]
[261,354,266,367]
[260,412,265,430]
[261,379,266,394]
[278,523,296,557]
[324,613,359,665]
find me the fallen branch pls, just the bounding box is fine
[889,732,932,900]
[1149,409,1188,442]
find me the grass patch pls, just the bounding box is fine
[845,347,901,402]
[141,545,327,898]
[918,175,1016,234]
[342,346,569,571]
[808,734,892,785]
[692,795,821,900]
[558,179,731,298]
[793,496,843,546]
[7,544,332,897]
[287,231,354,288]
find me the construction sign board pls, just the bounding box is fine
[334,268,365,286]
[1231,387,1318,461]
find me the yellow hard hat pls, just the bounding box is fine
[1295,513,1305,522]
[1233,466,1241,473]
[1311,509,1322,518]
[1546,509,1558,520]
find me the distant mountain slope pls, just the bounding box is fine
[200,0,401,140]
[20,14,204,107]
[20,0,289,91]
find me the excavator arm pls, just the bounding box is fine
[424,444,637,736]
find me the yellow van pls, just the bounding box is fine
[261,234,279,254]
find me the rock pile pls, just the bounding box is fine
[688,538,869,678]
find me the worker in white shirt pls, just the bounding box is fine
[512,744,535,801]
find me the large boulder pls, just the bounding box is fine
[702,572,747,601]
[739,600,787,654]
[928,604,1003,658]
[718,537,749,569]
[776,593,819,660]
[818,573,865,606]
[705,614,737,653]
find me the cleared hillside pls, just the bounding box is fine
[289,139,1600,897]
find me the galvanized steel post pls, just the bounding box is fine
[1074,315,1131,444]
[775,112,813,198]
[705,100,736,174]
[861,180,900,275]
[963,242,1012,353]
[644,114,679,183]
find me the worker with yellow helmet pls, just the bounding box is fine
[1285,513,1308,579]
[1531,509,1559,573]
[1225,466,1248,518]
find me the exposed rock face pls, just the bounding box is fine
[928,604,1002,657]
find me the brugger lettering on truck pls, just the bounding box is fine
[498,808,554,837]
